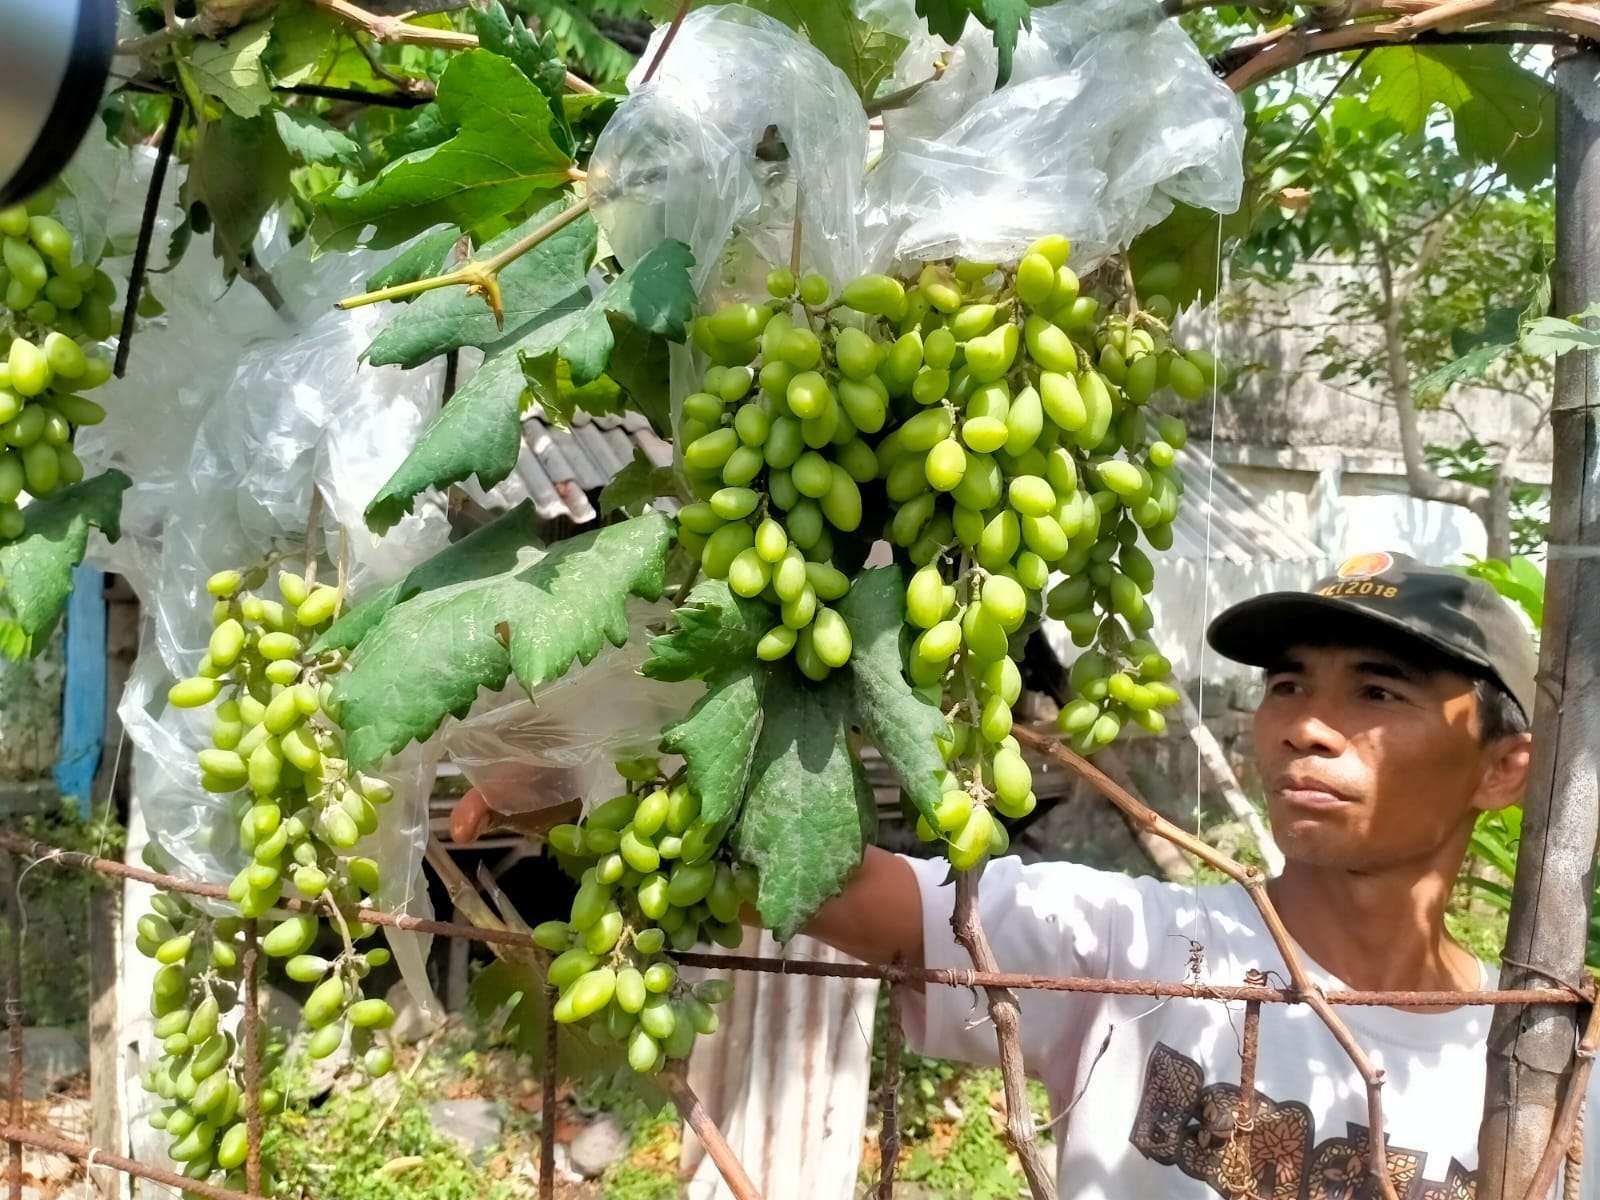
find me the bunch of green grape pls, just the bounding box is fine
[0,188,117,538]
[134,844,284,1191]
[151,565,400,1178]
[530,758,747,1074]
[677,235,1208,874]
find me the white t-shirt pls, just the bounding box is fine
[904,854,1599,1199]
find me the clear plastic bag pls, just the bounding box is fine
[444,601,693,820]
[76,144,454,1007]
[590,0,1244,280]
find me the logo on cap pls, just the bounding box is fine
[1336,552,1395,581]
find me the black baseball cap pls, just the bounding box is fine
[1206,551,1538,722]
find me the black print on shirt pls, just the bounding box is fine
[1128,1042,1476,1199]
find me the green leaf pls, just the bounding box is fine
[318,501,544,653]
[516,239,696,423]
[189,20,274,118]
[732,670,876,941]
[604,323,675,438]
[1521,314,1600,358]
[0,619,29,661]
[380,104,454,160]
[1415,339,1517,401]
[365,200,597,369]
[1362,47,1553,188]
[332,510,673,767]
[0,471,130,643]
[184,111,291,269]
[363,348,528,534]
[838,567,948,826]
[265,6,337,86]
[363,226,464,294]
[311,49,574,251]
[598,447,680,517]
[913,0,1028,85]
[272,108,363,168]
[1129,196,1261,309]
[662,663,767,827]
[642,578,771,683]
[466,2,573,154]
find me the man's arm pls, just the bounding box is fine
[451,789,926,970]
[791,846,925,969]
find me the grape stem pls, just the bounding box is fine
[334,195,593,317]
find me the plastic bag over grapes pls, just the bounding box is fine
[588,0,1244,318]
[73,138,453,1005]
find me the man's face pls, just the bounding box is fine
[1252,642,1518,872]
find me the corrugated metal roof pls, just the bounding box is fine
[498,409,1325,564]
[1172,442,1326,564]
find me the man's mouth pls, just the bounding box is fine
[1273,777,1356,810]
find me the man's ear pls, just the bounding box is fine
[1471,732,1534,813]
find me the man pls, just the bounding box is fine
[456,553,1579,1196]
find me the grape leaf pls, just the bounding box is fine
[272,108,363,168]
[381,104,455,160]
[914,0,1031,86]
[662,665,767,827]
[1128,194,1262,309]
[838,567,948,826]
[516,238,696,423]
[265,6,338,86]
[364,227,465,294]
[605,323,674,438]
[642,578,771,683]
[0,471,130,646]
[1361,47,1553,189]
[318,500,545,653]
[732,670,876,941]
[466,2,573,153]
[598,447,680,517]
[184,111,291,270]
[332,510,674,767]
[364,348,528,534]
[311,50,574,251]
[365,201,597,369]
[189,20,274,118]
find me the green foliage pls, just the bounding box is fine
[1359,46,1553,190]
[263,1074,521,1200]
[893,1067,1053,1198]
[838,566,949,828]
[0,471,130,653]
[731,669,876,940]
[1428,441,1549,556]
[365,201,598,369]
[1462,553,1545,627]
[0,799,126,1027]
[312,49,574,251]
[332,508,674,768]
[915,0,1034,86]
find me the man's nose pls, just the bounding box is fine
[1279,702,1347,756]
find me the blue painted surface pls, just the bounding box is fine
[55,565,106,814]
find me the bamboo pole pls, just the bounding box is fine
[1479,45,1600,1200]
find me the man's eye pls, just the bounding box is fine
[1362,685,1398,702]
[1266,678,1299,696]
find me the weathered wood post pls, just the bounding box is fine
[1478,47,1600,1200]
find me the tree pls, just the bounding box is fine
[1222,81,1555,560]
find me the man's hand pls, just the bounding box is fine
[447,787,582,845]
[448,790,925,972]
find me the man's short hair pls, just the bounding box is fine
[1265,612,1532,745]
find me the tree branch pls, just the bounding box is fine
[335,195,591,316]
[950,871,1057,1200]
[1373,245,1492,519]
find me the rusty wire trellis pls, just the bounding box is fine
[1,815,1594,1200]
